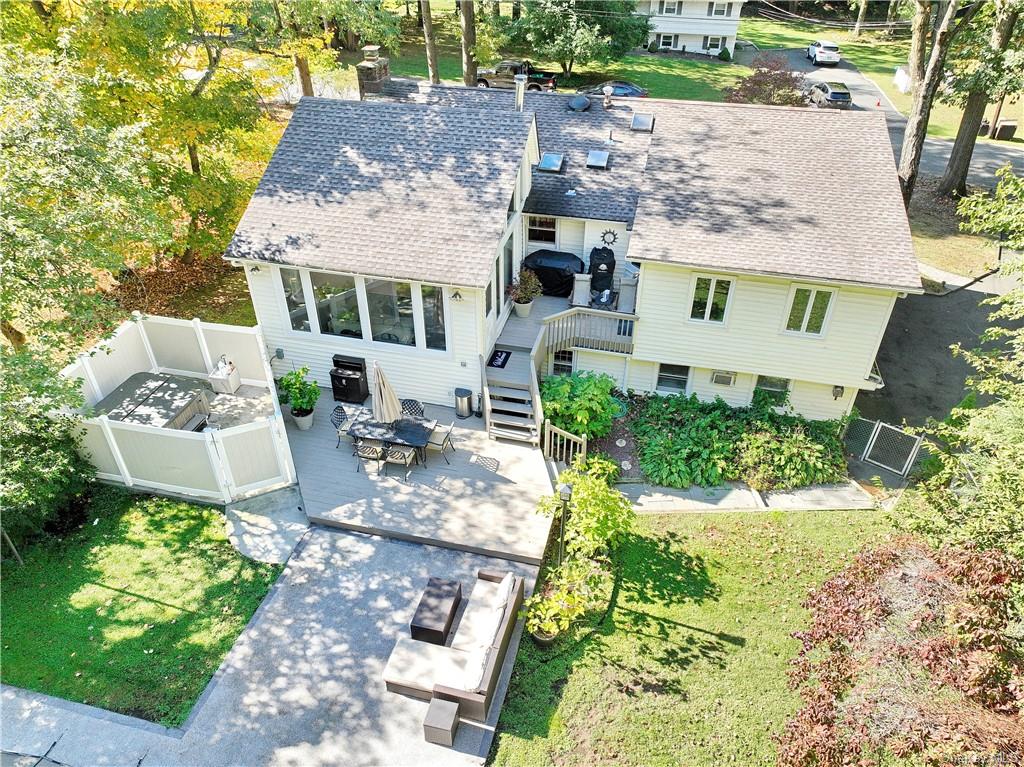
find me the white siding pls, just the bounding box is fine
[574,350,628,388]
[626,359,658,392]
[632,262,896,389]
[559,219,585,259]
[524,216,631,271]
[247,265,482,408]
[640,0,742,54]
[789,380,858,421]
[689,367,755,407]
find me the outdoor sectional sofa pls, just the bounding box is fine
[383,569,526,722]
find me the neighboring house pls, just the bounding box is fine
[226,67,920,445]
[637,0,745,56]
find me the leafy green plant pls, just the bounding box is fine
[522,558,606,638]
[279,367,321,416]
[717,47,732,62]
[735,429,846,491]
[541,370,618,438]
[507,268,542,304]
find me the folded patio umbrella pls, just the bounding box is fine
[371,361,403,425]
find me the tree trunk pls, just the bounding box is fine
[936,8,1020,198]
[989,92,1006,132]
[421,0,441,84]
[187,143,201,176]
[417,0,423,28]
[492,1,500,16]
[345,29,357,50]
[460,0,477,87]
[512,0,520,20]
[908,0,931,92]
[853,0,869,36]
[898,0,977,204]
[294,54,314,96]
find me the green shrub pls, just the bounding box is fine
[647,39,659,53]
[541,370,618,438]
[718,47,732,62]
[521,558,606,638]
[735,429,847,491]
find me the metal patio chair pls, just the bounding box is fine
[330,405,355,449]
[400,398,425,418]
[383,443,418,481]
[354,438,385,473]
[426,422,456,465]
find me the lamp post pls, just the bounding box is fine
[557,483,573,566]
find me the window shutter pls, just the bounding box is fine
[726,2,733,15]
[702,35,710,50]
[707,2,714,16]
[658,0,664,13]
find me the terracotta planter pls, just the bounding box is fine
[513,301,534,318]
[292,409,314,431]
[531,630,557,648]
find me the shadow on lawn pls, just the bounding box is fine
[495,528,741,750]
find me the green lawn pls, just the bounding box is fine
[491,509,894,767]
[0,487,280,726]
[164,267,257,326]
[909,179,998,277]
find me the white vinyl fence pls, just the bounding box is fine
[62,314,296,503]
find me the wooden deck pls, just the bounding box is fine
[287,393,554,564]
[496,295,568,350]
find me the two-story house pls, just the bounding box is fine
[226,68,920,445]
[637,0,745,56]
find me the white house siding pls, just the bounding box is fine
[689,367,756,407]
[245,265,482,408]
[631,262,897,389]
[573,350,628,388]
[526,216,631,271]
[638,0,743,55]
[559,219,586,259]
[789,380,858,420]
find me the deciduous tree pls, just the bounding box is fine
[420,0,440,83]
[724,53,805,106]
[460,0,478,86]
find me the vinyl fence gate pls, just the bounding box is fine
[844,417,924,477]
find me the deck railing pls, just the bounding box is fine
[542,307,637,356]
[479,353,493,433]
[528,325,547,438]
[543,419,587,464]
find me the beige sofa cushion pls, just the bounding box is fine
[382,636,469,693]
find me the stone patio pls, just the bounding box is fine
[287,394,554,564]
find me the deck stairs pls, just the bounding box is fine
[484,344,539,445]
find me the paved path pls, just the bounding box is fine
[224,485,309,564]
[2,528,536,767]
[620,479,874,514]
[778,49,1023,187]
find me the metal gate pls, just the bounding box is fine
[845,418,923,477]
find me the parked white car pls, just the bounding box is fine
[806,40,842,66]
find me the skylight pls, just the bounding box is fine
[537,153,564,173]
[630,112,655,133]
[586,150,609,170]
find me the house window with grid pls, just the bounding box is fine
[658,33,677,49]
[658,1,679,15]
[527,216,557,244]
[702,35,724,51]
[689,275,732,323]
[755,375,790,406]
[656,364,689,394]
[707,2,732,16]
[785,287,834,335]
[552,350,574,376]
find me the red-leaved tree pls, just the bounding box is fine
[724,54,805,107]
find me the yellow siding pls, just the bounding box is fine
[788,380,858,420]
[574,351,627,387]
[689,367,755,407]
[632,262,896,388]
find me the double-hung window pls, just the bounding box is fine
[785,287,834,335]
[689,275,732,323]
[702,35,724,51]
[658,33,677,49]
[527,216,556,244]
[707,2,731,16]
[552,350,574,376]
[659,1,679,14]
[656,364,690,394]
[755,375,790,406]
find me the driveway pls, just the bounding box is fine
[2,528,537,767]
[777,48,1024,187]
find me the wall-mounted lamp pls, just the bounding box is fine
[450,290,463,302]
[248,264,261,273]
[832,385,845,401]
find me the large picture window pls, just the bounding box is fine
[689,276,732,323]
[527,216,557,243]
[279,267,310,332]
[421,285,446,351]
[786,287,833,335]
[365,279,416,346]
[310,272,361,338]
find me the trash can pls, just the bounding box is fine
[454,387,473,419]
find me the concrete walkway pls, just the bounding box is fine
[620,479,875,514]
[1,527,536,767]
[224,485,308,564]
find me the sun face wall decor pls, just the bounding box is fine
[600,229,618,246]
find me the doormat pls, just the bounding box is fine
[488,350,511,369]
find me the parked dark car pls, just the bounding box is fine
[476,60,557,91]
[806,81,853,109]
[576,80,649,98]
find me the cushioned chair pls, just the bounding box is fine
[383,444,418,481]
[427,422,456,465]
[400,399,425,418]
[330,405,355,449]
[355,438,385,473]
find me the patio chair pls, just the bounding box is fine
[355,438,385,474]
[383,444,418,481]
[426,422,456,465]
[400,398,425,418]
[330,405,355,449]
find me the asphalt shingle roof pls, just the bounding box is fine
[380,82,920,292]
[226,97,533,288]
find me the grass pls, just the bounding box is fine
[738,17,1023,141]
[491,509,894,767]
[164,267,257,326]
[0,486,281,727]
[909,178,998,277]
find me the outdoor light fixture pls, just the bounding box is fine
[451,290,463,302]
[557,483,573,566]
[832,385,845,400]
[248,264,261,273]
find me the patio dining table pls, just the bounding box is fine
[346,410,437,466]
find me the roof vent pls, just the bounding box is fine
[586,150,609,170]
[630,112,655,133]
[537,152,564,173]
[568,95,591,112]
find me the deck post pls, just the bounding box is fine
[98,415,133,487]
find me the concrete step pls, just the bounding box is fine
[489,426,539,444]
[490,412,535,428]
[488,385,531,401]
[490,399,533,416]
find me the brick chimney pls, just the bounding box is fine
[356,45,390,99]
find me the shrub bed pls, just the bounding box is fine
[540,371,618,439]
[631,391,848,491]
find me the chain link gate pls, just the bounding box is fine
[845,417,924,477]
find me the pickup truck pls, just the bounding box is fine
[476,60,558,91]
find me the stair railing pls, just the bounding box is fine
[478,353,493,434]
[543,419,588,464]
[541,306,637,357]
[528,324,546,438]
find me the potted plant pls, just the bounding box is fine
[279,367,321,430]
[507,268,542,318]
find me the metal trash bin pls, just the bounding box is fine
[454,388,473,419]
